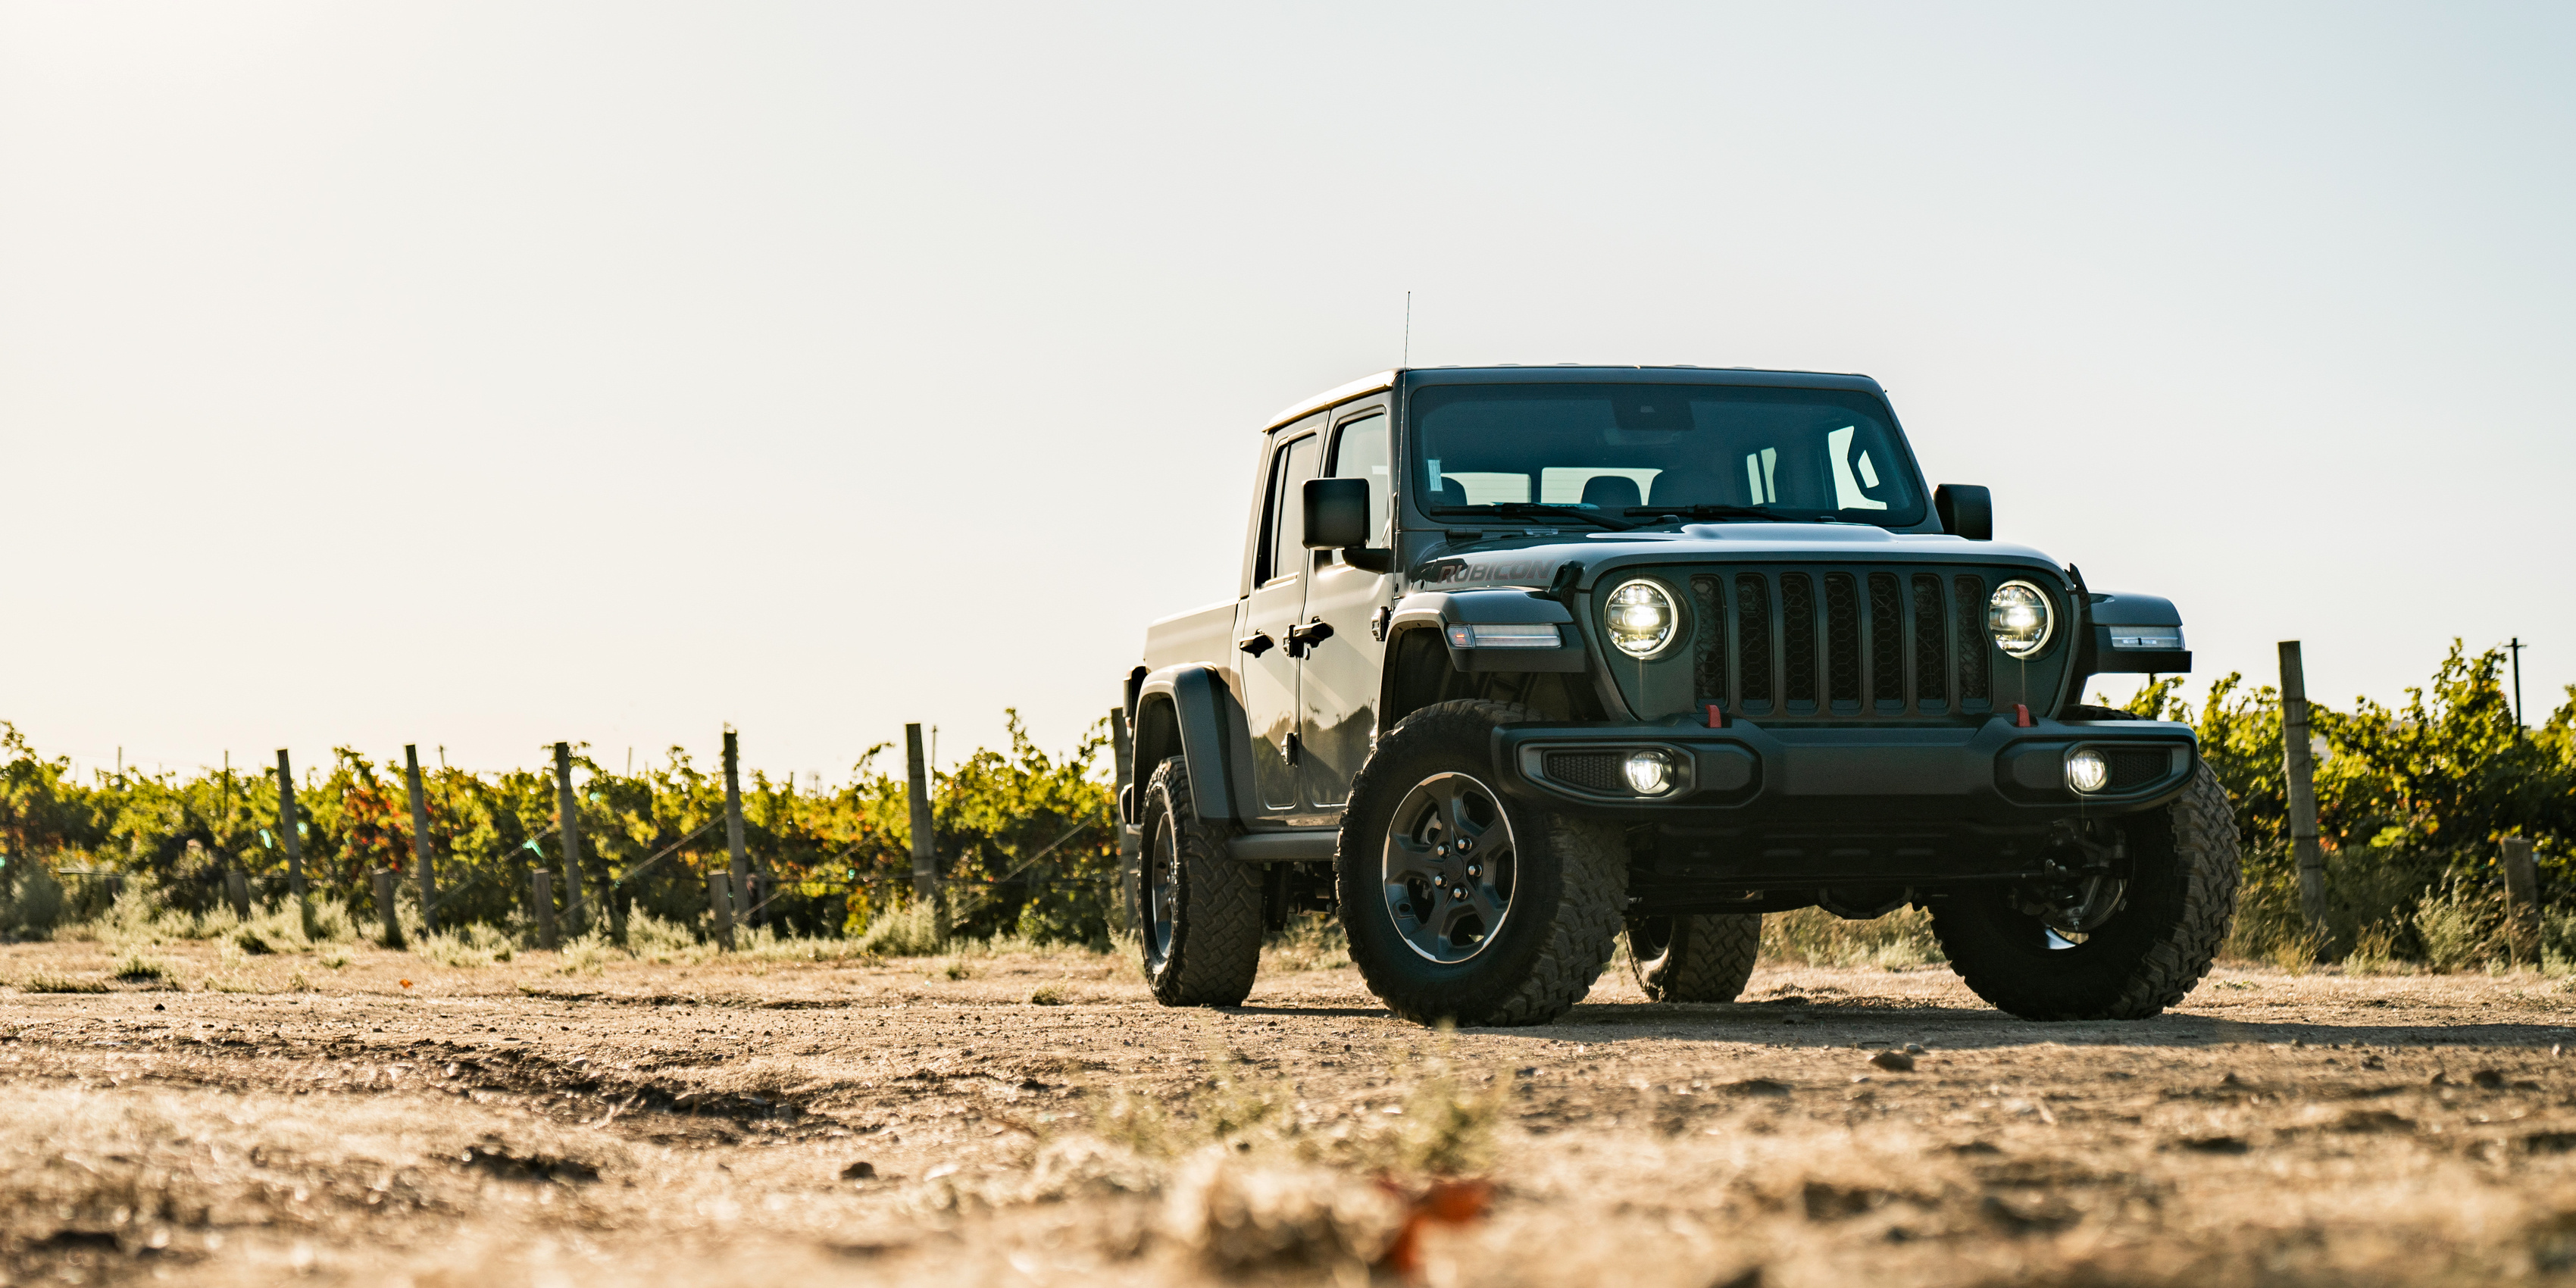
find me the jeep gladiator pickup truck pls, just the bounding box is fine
[1120,367,2234,1027]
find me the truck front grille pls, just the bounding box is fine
[1684,567,2004,720]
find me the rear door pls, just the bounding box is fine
[1240,420,1322,814]
[1297,402,1394,809]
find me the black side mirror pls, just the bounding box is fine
[1934,484,1993,541]
[1302,477,1371,549]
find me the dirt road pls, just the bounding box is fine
[5,936,2574,1286]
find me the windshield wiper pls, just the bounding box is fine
[1624,504,1831,523]
[1432,503,1631,530]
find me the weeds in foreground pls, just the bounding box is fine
[1263,912,1349,973]
[113,953,170,983]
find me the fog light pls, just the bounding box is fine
[1624,750,1675,796]
[2066,748,2110,793]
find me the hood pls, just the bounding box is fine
[1409,522,2067,593]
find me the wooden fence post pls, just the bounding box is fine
[2503,836,2542,964]
[372,870,405,949]
[276,749,311,934]
[225,870,251,919]
[723,731,751,936]
[1111,706,1138,935]
[2278,642,2328,945]
[532,870,558,949]
[405,745,438,933]
[554,743,589,936]
[708,871,734,949]
[906,724,937,914]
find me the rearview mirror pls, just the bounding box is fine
[1934,484,1993,541]
[1302,477,1371,550]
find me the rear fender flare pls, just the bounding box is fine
[1131,664,1257,824]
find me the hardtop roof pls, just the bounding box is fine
[1260,364,1886,432]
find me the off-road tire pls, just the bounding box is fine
[1137,756,1263,1007]
[1338,699,1627,1027]
[1626,913,1763,1002]
[1931,763,2239,1020]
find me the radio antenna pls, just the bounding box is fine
[1402,291,1411,368]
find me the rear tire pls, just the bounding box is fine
[1338,699,1627,1027]
[1931,764,2239,1020]
[1137,757,1263,1007]
[1626,913,1762,1002]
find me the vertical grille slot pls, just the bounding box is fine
[1690,575,1725,708]
[1780,574,1818,706]
[1823,573,1861,707]
[1868,572,1902,705]
[1733,574,1772,705]
[1953,574,1990,703]
[1912,574,1948,705]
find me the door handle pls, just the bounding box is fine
[1237,632,1276,658]
[1283,620,1335,658]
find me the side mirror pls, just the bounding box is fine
[1934,484,1992,541]
[1302,477,1371,549]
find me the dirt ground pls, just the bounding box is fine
[6,936,2576,1288]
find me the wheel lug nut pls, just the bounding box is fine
[1457,839,1474,852]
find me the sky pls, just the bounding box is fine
[2,2,2570,785]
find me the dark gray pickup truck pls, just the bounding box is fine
[1120,366,2236,1027]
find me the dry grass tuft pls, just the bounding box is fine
[1761,905,1945,969]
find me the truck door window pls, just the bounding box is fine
[1327,413,1391,542]
[1258,434,1321,585]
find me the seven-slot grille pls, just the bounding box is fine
[1685,567,2003,718]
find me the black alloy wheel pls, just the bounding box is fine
[1338,699,1627,1027]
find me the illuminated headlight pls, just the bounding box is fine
[1987,580,2055,659]
[1604,580,1677,658]
[1623,750,1676,796]
[2065,748,2109,794]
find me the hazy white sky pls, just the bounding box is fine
[3,2,2570,783]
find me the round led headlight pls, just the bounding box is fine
[2065,747,2109,793]
[1604,580,1678,658]
[1624,750,1676,796]
[1987,580,2055,659]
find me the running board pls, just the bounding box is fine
[1226,829,1340,863]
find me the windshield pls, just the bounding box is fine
[1407,382,1926,527]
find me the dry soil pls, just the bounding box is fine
[5,936,2576,1286]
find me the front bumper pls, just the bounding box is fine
[1493,715,2198,895]
[1496,714,2196,818]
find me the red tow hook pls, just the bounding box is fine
[2014,703,2034,727]
[1706,704,1727,729]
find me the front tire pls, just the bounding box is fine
[1339,700,1627,1027]
[1626,913,1762,1002]
[1931,764,2240,1020]
[1137,757,1263,1007]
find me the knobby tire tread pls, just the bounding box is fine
[1637,914,1764,1003]
[1142,758,1264,1008]
[1934,764,2240,1020]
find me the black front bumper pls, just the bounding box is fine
[1492,715,2198,897]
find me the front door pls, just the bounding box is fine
[1298,405,1394,809]
[1241,427,1320,814]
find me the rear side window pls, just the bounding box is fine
[1256,433,1321,584]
